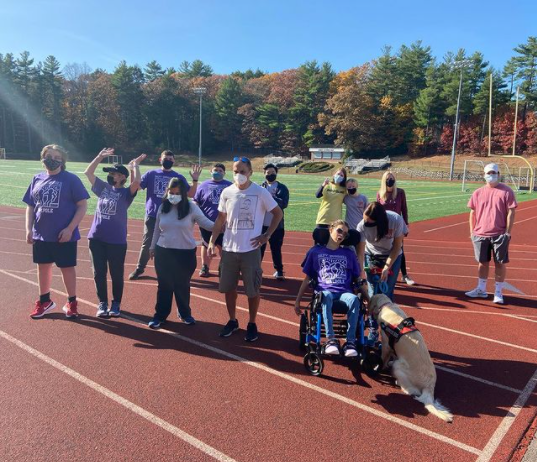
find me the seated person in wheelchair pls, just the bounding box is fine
[294,220,368,357]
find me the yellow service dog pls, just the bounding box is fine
[369,294,453,423]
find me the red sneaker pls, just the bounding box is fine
[30,300,56,319]
[63,301,79,318]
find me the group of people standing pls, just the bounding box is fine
[24,144,517,346]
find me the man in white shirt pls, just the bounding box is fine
[208,157,283,342]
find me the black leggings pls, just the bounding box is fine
[260,226,285,272]
[400,247,408,276]
[89,239,127,303]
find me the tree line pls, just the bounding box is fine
[0,37,536,160]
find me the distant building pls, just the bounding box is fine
[309,145,345,163]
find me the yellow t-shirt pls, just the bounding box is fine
[316,182,346,225]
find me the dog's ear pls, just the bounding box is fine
[369,294,391,319]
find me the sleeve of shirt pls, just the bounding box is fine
[192,202,215,231]
[140,171,150,190]
[356,220,364,233]
[400,189,409,225]
[376,191,381,202]
[71,174,90,202]
[350,251,360,278]
[126,188,137,205]
[301,248,316,278]
[363,194,369,208]
[278,184,289,210]
[394,215,408,238]
[150,207,162,250]
[506,188,518,209]
[315,185,324,198]
[467,190,477,209]
[217,188,228,213]
[261,188,278,212]
[91,177,106,197]
[193,183,202,203]
[22,178,36,206]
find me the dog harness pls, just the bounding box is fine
[380,317,419,350]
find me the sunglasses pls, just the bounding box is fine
[233,156,249,162]
[335,228,348,237]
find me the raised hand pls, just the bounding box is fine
[129,153,146,169]
[190,164,202,182]
[98,147,115,159]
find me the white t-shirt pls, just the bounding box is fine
[218,182,278,253]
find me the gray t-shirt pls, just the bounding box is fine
[356,210,407,256]
[344,193,369,229]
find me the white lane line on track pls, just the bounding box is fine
[433,366,522,394]
[476,367,537,462]
[0,329,237,462]
[0,268,482,456]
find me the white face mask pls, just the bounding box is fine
[234,173,248,186]
[484,173,499,184]
[167,194,182,205]
[333,174,343,184]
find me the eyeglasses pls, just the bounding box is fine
[335,228,348,238]
[233,157,249,163]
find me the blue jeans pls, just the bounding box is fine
[321,291,360,343]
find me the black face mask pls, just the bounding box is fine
[43,158,62,171]
[265,174,277,183]
[386,178,395,187]
[364,222,376,227]
[347,188,357,195]
[107,176,116,186]
[162,159,174,170]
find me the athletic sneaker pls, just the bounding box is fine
[109,301,121,317]
[324,339,340,355]
[244,322,259,342]
[343,341,358,358]
[63,301,79,318]
[182,316,196,325]
[273,270,285,281]
[465,288,488,298]
[30,300,56,319]
[493,294,505,304]
[148,318,162,329]
[128,268,144,280]
[199,265,210,277]
[219,319,239,337]
[402,275,415,286]
[96,302,109,318]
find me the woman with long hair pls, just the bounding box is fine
[377,171,414,285]
[147,177,215,329]
[315,167,347,229]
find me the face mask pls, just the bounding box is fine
[364,222,376,228]
[212,171,224,181]
[162,159,174,170]
[167,194,182,205]
[333,174,344,184]
[234,173,248,186]
[265,174,277,183]
[386,178,395,187]
[347,188,357,195]
[107,175,116,186]
[485,173,498,184]
[43,158,62,171]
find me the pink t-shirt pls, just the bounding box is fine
[468,183,517,237]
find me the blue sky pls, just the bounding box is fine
[1,0,535,74]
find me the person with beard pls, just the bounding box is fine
[84,148,145,318]
[315,167,347,229]
[24,144,90,319]
[260,163,289,280]
[129,150,202,280]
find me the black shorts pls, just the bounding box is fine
[200,227,224,248]
[33,241,78,268]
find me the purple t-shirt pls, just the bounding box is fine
[302,246,360,294]
[22,170,90,242]
[140,169,190,218]
[193,179,232,222]
[87,177,137,245]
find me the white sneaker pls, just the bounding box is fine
[403,275,415,286]
[493,294,505,304]
[324,340,340,355]
[465,288,488,298]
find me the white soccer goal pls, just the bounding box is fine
[461,159,519,192]
[0,148,6,160]
[107,154,123,164]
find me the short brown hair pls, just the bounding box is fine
[160,150,175,158]
[40,144,67,171]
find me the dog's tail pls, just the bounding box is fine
[415,390,454,423]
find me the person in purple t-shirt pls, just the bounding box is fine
[294,220,368,358]
[84,148,145,318]
[193,163,232,277]
[129,150,202,280]
[23,144,90,319]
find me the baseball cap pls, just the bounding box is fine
[103,164,129,177]
[484,163,499,174]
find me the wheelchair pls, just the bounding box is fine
[298,227,383,377]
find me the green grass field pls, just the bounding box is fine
[0,159,534,231]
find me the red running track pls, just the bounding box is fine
[0,201,536,462]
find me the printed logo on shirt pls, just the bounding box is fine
[318,254,347,285]
[237,195,258,230]
[154,176,169,196]
[209,186,224,205]
[34,181,62,213]
[98,189,121,219]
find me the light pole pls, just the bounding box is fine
[193,87,207,166]
[449,59,472,181]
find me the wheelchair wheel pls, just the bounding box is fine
[299,314,307,351]
[303,352,323,376]
[362,351,382,377]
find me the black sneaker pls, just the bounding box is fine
[129,268,144,280]
[219,319,239,337]
[273,270,285,281]
[244,322,258,342]
[199,265,210,277]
